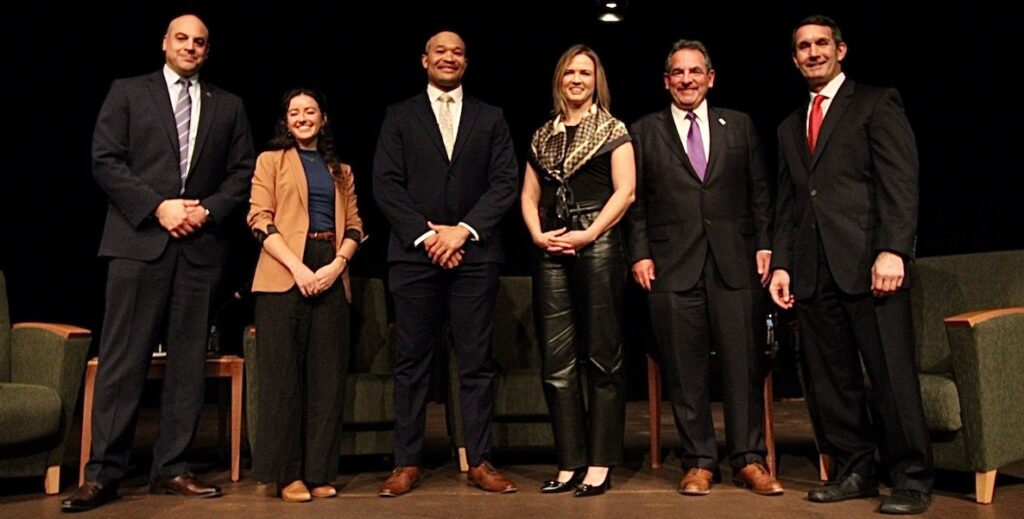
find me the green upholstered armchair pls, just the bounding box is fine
[447,276,552,470]
[0,270,90,494]
[244,277,395,465]
[911,250,1024,503]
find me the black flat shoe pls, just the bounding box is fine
[574,474,612,497]
[540,469,586,493]
[807,473,879,503]
[879,489,931,515]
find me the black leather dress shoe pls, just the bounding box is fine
[574,473,612,497]
[807,473,879,503]
[150,473,222,498]
[879,489,931,515]
[61,481,118,513]
[540,469,585,494]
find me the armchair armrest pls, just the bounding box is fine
[943,308,1024,470]
[944,307,1024,328]
[10,323,91,390]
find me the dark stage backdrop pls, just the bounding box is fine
[4,2,1021,397]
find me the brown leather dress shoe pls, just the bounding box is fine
[467,462,517,493]
[149,473,222,498]
[61,481,118,513]
[734,463,784,495]
[379,467,421,497]
[310,483,337,498]
[279,480,311,502]
[679,467,714,495]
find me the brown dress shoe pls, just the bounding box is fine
[310,484,337,498]
[734,463,784,495]
[150,473,222,498]
[379,467,421,497]
[279,480,311,502]
[61,481,118,512]
[679,467,714,495]
[467,462,517,493]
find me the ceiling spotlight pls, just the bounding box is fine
[596,0,628,23]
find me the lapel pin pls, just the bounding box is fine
[718,118,726,126]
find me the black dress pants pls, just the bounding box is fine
[86,241,221,485]
[534,211,626,469]
[648,250,768,472]
[252,239,348,484]
[797,243,933,492]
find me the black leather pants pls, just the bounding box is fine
[534,206,626,469]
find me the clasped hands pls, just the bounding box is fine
[532,227,595,257]
[424,222,469,269]
[155,199,208,238]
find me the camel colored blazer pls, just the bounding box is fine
[248,148,363,298]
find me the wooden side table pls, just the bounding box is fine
[78,355,244,484]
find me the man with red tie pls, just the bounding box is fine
[769,15,933,515]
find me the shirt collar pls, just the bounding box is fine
[810,72,846,102]
[427,83,463,103]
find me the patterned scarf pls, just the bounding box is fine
[530,104,629,182]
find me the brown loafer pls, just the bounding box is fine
[379,467,421,497]
[467,461,517,493]
[310,484,337,498]
[61,481,118,512]
[734,463,784,495]
[679,467,714,495]
[278,480,311,502]
[150,473,222,498]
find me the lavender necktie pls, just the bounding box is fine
[175,78,192,193]
[685,111,707,181]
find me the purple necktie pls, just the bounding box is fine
[175,78,192,193]
[686,112,707,181]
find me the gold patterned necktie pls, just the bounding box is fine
[438,93,455,158]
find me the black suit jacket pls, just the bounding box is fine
[626,106,771,291]
[372,92,519,264]
[92,70,255,265]
[772,79,919,297]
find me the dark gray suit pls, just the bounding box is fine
[373,92,518,466]
[626,106,772,471]
[772,78,933,492]
[87,70,254,484]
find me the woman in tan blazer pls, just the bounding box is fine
[247,88,363,502]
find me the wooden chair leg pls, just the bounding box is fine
[763,374,776,477]
[231,360,243,482]
[647,355,661,469]
[819,454,831,481]
[458,447,469,473]
[975,470,996,504]
[79,360,98,486]
[44,465,60,495]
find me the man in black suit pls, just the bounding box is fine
[769,15,933,515]
[626,40,781,496]
[63,14,254,513]
[373,30,519,496]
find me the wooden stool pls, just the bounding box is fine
[78,355,244,484]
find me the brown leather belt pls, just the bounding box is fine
[307,230,336,241]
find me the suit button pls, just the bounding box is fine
[811,223,817,230]
[810,188,818,197]
[703,218,711,225]
[701,187,707,193]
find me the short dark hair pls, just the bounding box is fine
[665,40,712,73]
[792,15,843,50]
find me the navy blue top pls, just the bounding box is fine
[298,149,335,232]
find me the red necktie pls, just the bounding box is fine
[808,94,825,153]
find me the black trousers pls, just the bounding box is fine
[86,241,221,485]
[252,240,348,484]
[534,215,626,469]
[389,261,499,467]
[797,242,933,493]
[648,250,767,472]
